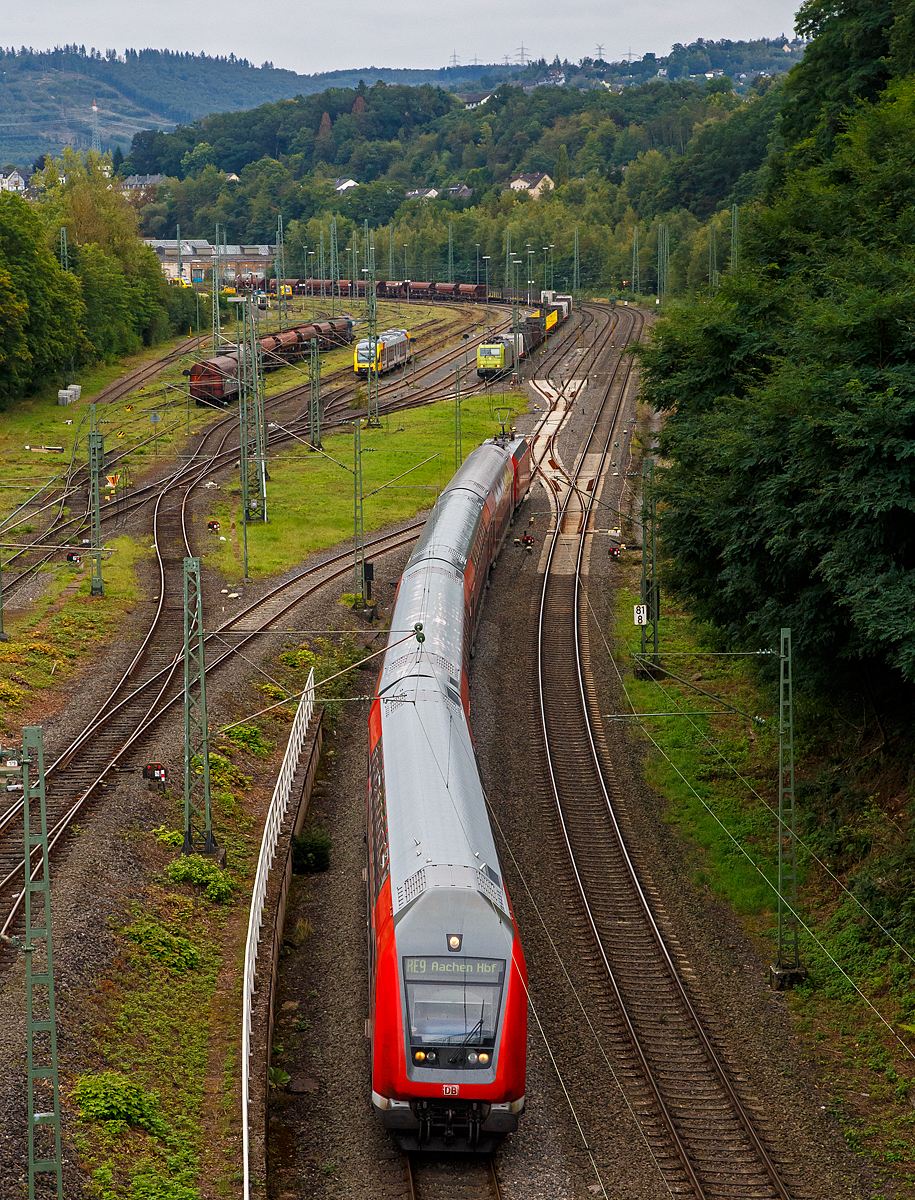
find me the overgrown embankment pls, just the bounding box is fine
[612,583,915,1192]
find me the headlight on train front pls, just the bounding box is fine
[467,1052,478,1064]
[414,1051,426,1062]
[479,1053,490,1065]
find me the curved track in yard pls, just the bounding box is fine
[534,307,795,1198]
[0,484,420,945]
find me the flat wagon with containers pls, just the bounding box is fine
[367,432,532,1153]
[476,292,572,379]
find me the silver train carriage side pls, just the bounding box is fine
[367,434,532,1152]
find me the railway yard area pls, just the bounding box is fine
[0,297,908,1200]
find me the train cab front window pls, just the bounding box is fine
[403,957,504,1067]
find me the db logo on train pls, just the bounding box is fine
[442,1085,459,1096]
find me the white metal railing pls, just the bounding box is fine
[242,669,315,1199]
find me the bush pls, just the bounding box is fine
[280,637,365,730]
[0,680,25,707]
[292,825,332,874]
[126,919,200,972]
[280,644,318,671]
[165,854,234,903]
[73,1071,165,1136]
[25,641,55,656]
[222,724,273,758]
[205,752,251,791]
[152,826,183,847]
[125,1175,199,1200]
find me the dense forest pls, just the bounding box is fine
[119,72,781,299]
[639,0,915,699]
[635,0,915,964]
[0,38,802,167]
[0,150,197,406]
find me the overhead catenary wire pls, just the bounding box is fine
[485,799,676,1197]
[581,589,915,1064]
[622,643,915,971]
[402,640,670,1196]
[573,365,915,972]
[216,629,418,733]
[561,352,915,1047]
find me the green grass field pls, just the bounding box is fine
[0,301,473,534]
[200,391,524,580]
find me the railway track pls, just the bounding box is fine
[0,306,497,602]
[0,300,583,948]
[534,309,797,1197]
[349,307,604,1200]
[406,1154,501,1200]
[82,335,200,408]
[0,518,422,944]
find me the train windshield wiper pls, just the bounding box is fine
[461,1015,485,1045]
[448,1012,486,1062]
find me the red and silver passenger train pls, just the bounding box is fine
[367,434,532,1152]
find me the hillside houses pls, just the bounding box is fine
[506,172,554,198]
[462,92,494,110]
[0,169,29,192]
[120,173,165,192]
[406,182,473,201]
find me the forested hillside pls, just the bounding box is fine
[0,39,800,169]
[640,0,915,699]
[0,46,512,167]
[121,72,781,297]
[636,0,915,1051]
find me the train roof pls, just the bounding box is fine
[378,683,508,923]
[355,327,410,351]
[405,438,525,573]
[189,353,239,376]
[373,435,529,925]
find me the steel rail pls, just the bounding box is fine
[0,309,499,600]
[535,310,707,1194]
[0,523,421,936]
[404,1153,501,1200]
[535,309,792,1198]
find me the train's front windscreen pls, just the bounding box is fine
[403,957,505,1067]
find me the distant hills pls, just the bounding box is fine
[0,40,804,168]
[0,47,510,166]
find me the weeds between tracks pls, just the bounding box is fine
[0,535,147,736]
[61,628,367,1198]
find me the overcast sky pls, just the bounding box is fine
[7,0,802,74]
